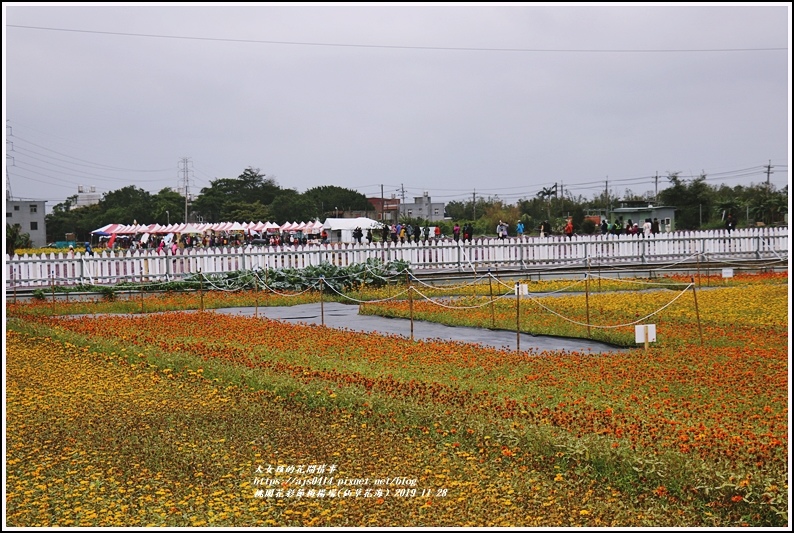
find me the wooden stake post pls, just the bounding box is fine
[585,273,591,338]
[320,276,325,326]
[488,269,495,328]
[254,269,259,318]
[408,274,414,341]
[690,276,704,346]
[515,282,520,353]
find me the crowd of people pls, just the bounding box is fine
[599,217,665,237]
[87,230,322,253]
[78,215,706,255]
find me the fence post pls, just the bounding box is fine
[519,240,524,271]
[696,251,701,288]
[320,276,325,326]
[488,268,495,328]
[690,276,704,347]
[585,272,591,338]
[50,270,56,315]
[254,269,259,319]
[199,268,204,312]
[408,273,414,341]
[515,281,520,353]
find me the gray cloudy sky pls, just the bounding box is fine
[3,3,791,215]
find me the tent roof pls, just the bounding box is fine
[322,217,382,231]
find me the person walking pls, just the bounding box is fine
[642,218,652,237]
[725,213,736,233]
[564,219,574,239]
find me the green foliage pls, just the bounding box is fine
[191,167,282,222]
[99,259,414,296]
[581,218,596,235]
[99,186,155,226]
[302,185,374,217]
[6,223,31,256]
[37,166,789,243]
[269,190,320,223]
[658,173,712,230]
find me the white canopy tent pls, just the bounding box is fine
[322,217,383,243]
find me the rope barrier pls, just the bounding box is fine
[251,270,318,297]
[489,272,588,294]
[410,271,491,292]
[524,283,695,330]
[699,253,787,269]
[585,273,689,287]
[587,250,704,274]
[409,286,516,310]
[320,278,411,303]
[362,262,412,281]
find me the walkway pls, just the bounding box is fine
[215,302,626,355]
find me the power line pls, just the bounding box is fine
[7,25,788,54]
[11,134,174,172]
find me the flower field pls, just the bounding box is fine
[5,272,789,526]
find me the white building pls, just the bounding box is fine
[400,192,445,222]
[6,199,47,248]
[74,185,102,208]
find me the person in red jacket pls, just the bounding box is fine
[564,219,574,239]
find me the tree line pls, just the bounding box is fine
[13,167,789,248]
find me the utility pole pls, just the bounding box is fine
[399,183,406,218]
[5,122,13,201]
[472,190,476,220]
[765,160,773,189]
[179,157,192,223]
[380,184,384,222]
[605,177,609,220]
[554,182,565,214]
[654,172,659,203]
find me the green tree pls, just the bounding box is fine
[535,185,558,221]
[192,167,282,222]
[746,185,788,226]
[98,185,154,227]
[6,223,31,255]
[45,198,104,244]
[151,188,187,225]
[224,201,273,223]
[303,186,373,218]
[445,197,499,222]
[658,173,713,230]
[444,200,469,221]
[270,190,320,223]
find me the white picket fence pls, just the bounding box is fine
[5,227,788,288]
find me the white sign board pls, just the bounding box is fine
[514,284,528,296]
[722,268,734,278]
[635,324,657,343]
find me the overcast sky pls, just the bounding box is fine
[3,3,791,216]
